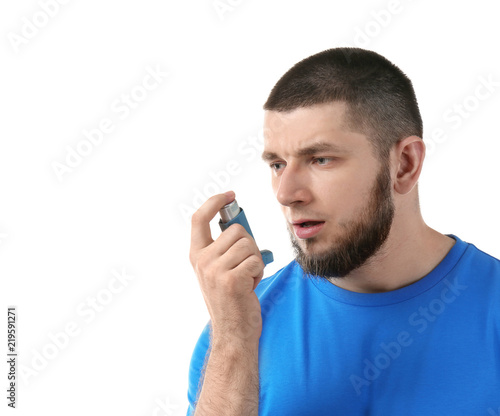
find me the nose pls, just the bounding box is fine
[275,163,311,207]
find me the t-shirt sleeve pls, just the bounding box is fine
[186,321,211,416]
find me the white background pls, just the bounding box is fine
[1,0,499,415]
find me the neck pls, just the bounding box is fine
[327,210,456,294]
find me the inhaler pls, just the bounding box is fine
[219,200,274,266]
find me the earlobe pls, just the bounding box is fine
[393,136,425,195]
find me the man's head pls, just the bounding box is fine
[261,47,425,280]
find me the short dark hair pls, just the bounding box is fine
[263,47,423,162]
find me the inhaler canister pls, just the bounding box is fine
[219,200,274,266]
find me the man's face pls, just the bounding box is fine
[262,102,395,279]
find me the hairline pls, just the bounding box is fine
[264,99,397,165]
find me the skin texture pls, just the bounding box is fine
[189,191,262,415]
[262,101,456,293]
[288,155,395,279]
[188,100,456,414]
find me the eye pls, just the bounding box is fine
[313,157,334,166]
[269,162,286,172]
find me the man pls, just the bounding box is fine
[186,47,500,415]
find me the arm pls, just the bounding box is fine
[189,191,264,416]
[194,338,259,416]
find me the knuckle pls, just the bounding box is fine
[249,254,265,272]
[228,223,247,237]
[188,251,196,267]
[236,236,254,252]
[190,211,204,226]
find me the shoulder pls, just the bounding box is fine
[452,239,500,314]
[459,239,500,276]
[255,260,303,298]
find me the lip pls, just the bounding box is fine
[291,219,325,239]
[291,218,324,225]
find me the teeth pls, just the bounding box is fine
[301,222,315,227]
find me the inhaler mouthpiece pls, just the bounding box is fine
[218,199,273,266]
[219,200,241,223]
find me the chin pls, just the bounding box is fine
[299,236,331,253]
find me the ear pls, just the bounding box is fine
[392,136,425,195]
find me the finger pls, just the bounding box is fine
[210,222,254,258]
[252,269,265,291]
[230,254,265,288]
[218,231,260,270]
[190,191,235,253]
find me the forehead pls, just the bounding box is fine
[263,102,369,156]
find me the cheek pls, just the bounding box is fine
[271,175,279,195]
[316,174,369,212]
[270,171,291,197]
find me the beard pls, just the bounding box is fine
[289,160,395,280]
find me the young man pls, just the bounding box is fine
[186,48,500,415]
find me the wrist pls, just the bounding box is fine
[210,336,260,355]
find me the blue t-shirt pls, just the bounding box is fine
[186,235,500,415]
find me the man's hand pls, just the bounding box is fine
[189,191,264,345]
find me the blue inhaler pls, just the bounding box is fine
[219,200,274,266]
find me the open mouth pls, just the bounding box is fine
[299,221,324,228]
[292,221,326,239]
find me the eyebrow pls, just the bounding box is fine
[261,141,348,162]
